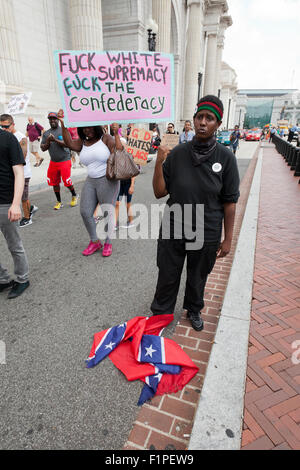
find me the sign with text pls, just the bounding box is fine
[6,92,32,115]
[54,50,175,127]
[126,128,153,166]
[161,133,179,150]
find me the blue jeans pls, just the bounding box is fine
[0,205,29,284]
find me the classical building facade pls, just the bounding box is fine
[0,0,232,130]
[219,61,238,130]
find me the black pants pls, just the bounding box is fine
[151,238,219,316]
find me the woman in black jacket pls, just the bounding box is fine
[151,95,240,331]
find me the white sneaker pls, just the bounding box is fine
[121,222,135,229]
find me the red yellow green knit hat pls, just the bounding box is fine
[194,95,224,122]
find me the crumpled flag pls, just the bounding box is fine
[86,314,198,405]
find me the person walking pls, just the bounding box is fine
[115,177,136,230]
[56,110,123,257]
[40,112,78,210]
[0,127,30,299]
[0,114,38,227]
[287,124,298,143]
[269,126,276,143]
[151,95,240,331]
[26,116,44,167]
[179,120,195,144]
[230,125,241,155]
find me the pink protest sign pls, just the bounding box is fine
[54,50,175,127]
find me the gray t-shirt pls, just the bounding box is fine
[42,127,71,162]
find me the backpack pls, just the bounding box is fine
[34,123,42,136]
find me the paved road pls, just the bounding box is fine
[0,142,256,449]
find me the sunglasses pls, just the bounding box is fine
[0,124,12,129]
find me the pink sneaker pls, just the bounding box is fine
[102,242,112,257]
[82,240,102,256]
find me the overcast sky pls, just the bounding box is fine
[223,0,300,90]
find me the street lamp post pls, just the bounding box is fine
[227,98,231,130]
[197,72,203,102]
[146,19,158,52]
[146,19,158,133]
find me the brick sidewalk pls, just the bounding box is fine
[241,145,300,450]
[123,149,260,451]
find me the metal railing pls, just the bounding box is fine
[271,134,300,183]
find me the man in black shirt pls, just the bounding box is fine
[0,128,30,298]
[151,95,240,331]
[41,112,78,210]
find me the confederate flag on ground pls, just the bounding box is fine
[86,314,198,405]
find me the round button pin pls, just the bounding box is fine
[212,162,222,173]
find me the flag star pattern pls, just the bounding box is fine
[86,315,198,405]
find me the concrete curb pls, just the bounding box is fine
[188,148,263,450]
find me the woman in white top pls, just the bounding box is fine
[57,110,123,257]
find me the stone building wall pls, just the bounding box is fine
[0,0,233,132]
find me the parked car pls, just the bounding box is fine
[245,130,261,141]
[217,130,231,146]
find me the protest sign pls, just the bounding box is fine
[126,128,153,166]
[161,133,179,150]
[6,92,32,115]
[54,50,174,127]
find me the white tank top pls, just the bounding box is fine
[79,138,110,178]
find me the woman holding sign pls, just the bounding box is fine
[151,95,240,331]
[57,110,123,257]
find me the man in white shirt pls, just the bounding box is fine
[0,114,38,226]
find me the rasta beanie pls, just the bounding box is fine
[194,95,224,122]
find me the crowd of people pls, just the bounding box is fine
[1,94,241,333]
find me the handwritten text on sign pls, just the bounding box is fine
[161,133,179,150]
[54,51,174,126]
[126,128,153,166]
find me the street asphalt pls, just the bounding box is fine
[0,142,255,450]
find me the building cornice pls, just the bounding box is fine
[205,0,229,14]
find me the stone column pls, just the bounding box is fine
[183,0,205,119]
[203,31,218,96]
[214,16,232,96]
[214,42,224,96]
[69,0,103,50]
[152,0,172,53]
[0,0,22,90]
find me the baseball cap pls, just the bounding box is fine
[47,112,58,119]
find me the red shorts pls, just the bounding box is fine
[47,160,73,187]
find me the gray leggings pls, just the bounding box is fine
[80,176,120,243]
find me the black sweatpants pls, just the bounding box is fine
[151,238,219,316]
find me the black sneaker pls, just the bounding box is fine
[187,311,204,331]
[19,217,32,227]
[7,281,30,299]
[30,205,39,217]
[0,280,14,292]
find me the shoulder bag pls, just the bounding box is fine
[106,148,140,181]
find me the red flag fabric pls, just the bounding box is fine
[87,315,199,404]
